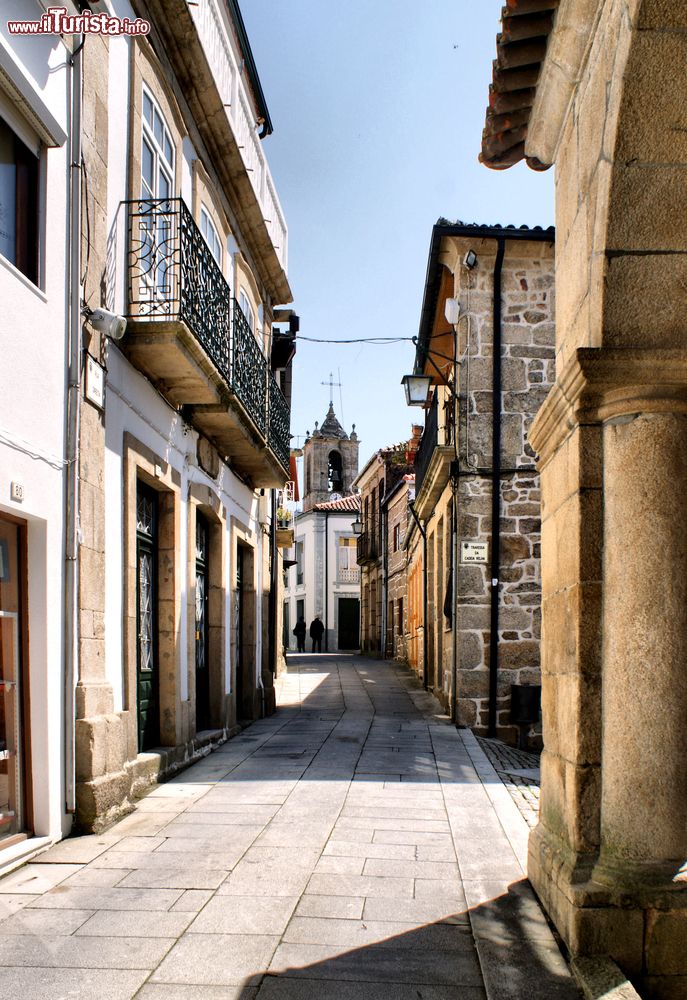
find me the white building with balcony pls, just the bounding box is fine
[282,402,361,653]
[283,497,362,655]
[68,0,296,832]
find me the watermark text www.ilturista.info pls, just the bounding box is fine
[8,7,150,36]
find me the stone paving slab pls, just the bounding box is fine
[268,941,484,986]
[0,932,175,968]
[0,653,580,1000]
[190,895,299,935]
[0,967,149,999]
[0,863,83,894]
[150,933,281,986]
[139,988,257,1000]
[294,894,364,920]
[256,981,484,1000]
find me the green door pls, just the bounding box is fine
[195,514,210,731]
[136,483,159,751]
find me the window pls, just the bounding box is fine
[200,204,222,267]
[397,598,404,635]
[338,537,358,582]
[239,288,255,333]
[296,541,304,586]
[0,116,39,284]
[141,89,174,202]
[393,523,401,552]
[141,89,174,297]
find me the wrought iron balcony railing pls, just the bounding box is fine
[230,298,267,436]
[127,197,232,381]
[268,370,290,471]
[414,391,438,496]
[126,197,291,470]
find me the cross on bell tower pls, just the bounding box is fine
[321,372,342,406]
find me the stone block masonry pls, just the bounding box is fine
[453,242,554,744]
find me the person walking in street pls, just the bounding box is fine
[309,615,324,653]
[293,616,306,652]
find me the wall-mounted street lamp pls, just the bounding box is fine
[351,516,363,535]
[401,373,433,408]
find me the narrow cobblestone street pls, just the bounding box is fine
[0,656,579,999]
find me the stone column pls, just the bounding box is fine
[597,409,687,881]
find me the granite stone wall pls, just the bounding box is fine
[450,240,555,743]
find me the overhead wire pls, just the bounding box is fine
[295,335,414,345]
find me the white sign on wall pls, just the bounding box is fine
[85,355,105,410]
[461,541,489,564]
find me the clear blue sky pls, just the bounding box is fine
[243,1,554,467]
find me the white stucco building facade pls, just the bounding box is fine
[283,497,361,655]
[0,2,73,870]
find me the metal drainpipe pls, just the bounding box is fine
[488,239,506,739]
[324,510,329,651]
[451,488,459,724]
[409,503,428,690]
[64,35,84,816]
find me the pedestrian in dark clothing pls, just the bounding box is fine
[293,617,306,652]
[309,615,324,653]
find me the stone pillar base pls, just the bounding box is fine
[75,679,115,718]
[529,825,687,998]
[75,714,234,833]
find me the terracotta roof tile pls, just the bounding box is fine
[311,495,361,513]
[480,0,559,171]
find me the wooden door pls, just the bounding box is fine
[195,514,210,731]
[136,483,159,751]
[0,514,29,845]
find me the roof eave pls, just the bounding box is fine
[479,0,560,172]
[225,0,274,138]
[415,220,556,367]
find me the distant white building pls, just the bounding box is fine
[284,496,361,653]
[283,404,361,652]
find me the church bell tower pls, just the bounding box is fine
[302,402,359,512]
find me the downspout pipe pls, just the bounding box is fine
[64,34,84,816]
[450,487,458,724]
[488,238,506,738]
[409,503,428,690]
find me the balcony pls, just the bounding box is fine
[356,531,379,566]
[413,386,455,518]
[123,197,290,487]
[141,0,289,302]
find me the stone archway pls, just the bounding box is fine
[522,2,687,993]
